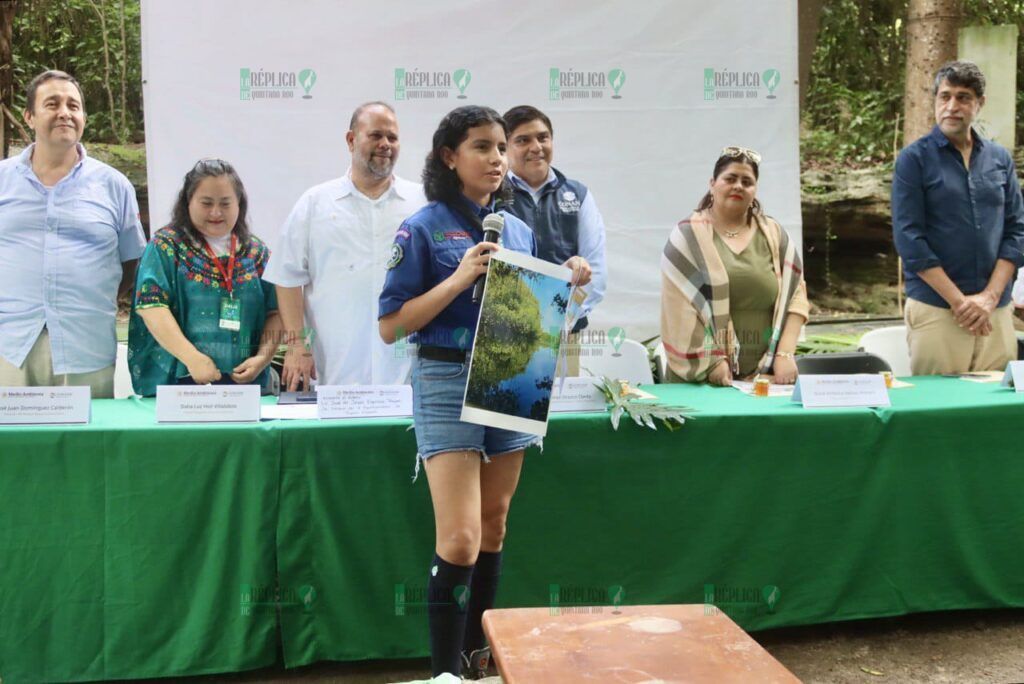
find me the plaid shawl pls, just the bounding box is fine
[660,211,809,382]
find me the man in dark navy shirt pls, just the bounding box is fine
[893,60,1024,375]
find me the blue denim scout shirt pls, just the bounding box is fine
[378,196,537,351]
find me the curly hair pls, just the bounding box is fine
[169,159,251,248]
[422,105,513,206]
[695,153,762,222]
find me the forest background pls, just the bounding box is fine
[1,0,1022,319]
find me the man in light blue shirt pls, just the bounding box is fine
[0,70,146,396]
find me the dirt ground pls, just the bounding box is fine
[140,608,1024,684]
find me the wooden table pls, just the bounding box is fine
[483,604,801,683]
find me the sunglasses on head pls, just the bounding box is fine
[720,146,762,165]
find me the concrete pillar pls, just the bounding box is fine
[958,25,1018,149]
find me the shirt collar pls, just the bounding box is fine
[17,143,87,180]
[454,193,496,220]
[339,168,402,201]
[930,124,985,150]
[508,168,557,192]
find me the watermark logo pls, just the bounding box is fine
[298,69,317,99]
[240,582,316,616]
[704,582,780,616]
[549,583,625,615]
[394,68,471,100]
[394,582,471,616]
[703,67,780,101]
[548,67,626,101]
[609,69,626,98]
[239,67,317,101]
[454,69,471,98]
[608,326,626,357]
[762,69,780,99]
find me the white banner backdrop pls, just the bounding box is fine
[141,0,799,342]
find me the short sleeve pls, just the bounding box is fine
[378,221,430,318]
[134,231,177,310]
[264,191,313,287]
[116,177,146,262]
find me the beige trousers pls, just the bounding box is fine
[0,328,115,398]
[905,298,1016,375]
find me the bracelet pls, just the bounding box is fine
[775,351,795,359]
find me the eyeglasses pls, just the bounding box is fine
[720,146,762,164]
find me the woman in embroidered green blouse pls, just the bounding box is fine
[128,159,281,396]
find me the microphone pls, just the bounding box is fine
[472,213,504,304]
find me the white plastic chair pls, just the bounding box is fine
[652,342,669,383]
[114,343,135,398]
[858,325,912,377]
[578,338,654,386]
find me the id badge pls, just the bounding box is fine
[219,297,242,331]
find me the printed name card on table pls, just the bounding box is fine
[1000,361,1024,392]
[792,374,891,409]
[549,377,608,413]
[155,385,261,423]
[0,386,91,425]
[316,385,413,419]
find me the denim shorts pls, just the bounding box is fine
[411,357,540,465]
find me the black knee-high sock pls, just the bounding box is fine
[428,553,475,676]
[462,550,503,655]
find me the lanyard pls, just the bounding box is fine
[202,233,238,298]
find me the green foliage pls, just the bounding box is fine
[11,0,143,143]
[466,261,544,399]
[805,0,1024,168]
[593,376,691,432]
[795,333,861,355]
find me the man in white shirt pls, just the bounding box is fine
[265,102,426,389]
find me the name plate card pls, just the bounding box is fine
[317,385,412,419]
[550,378,608,413]
[0,386,91,425]
[1000,361,1024,392]
[792,374,891,409]
[156,385,261,423]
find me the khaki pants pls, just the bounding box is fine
[905,298,1016,375]
[0,328,115,398]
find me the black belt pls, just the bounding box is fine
[419,345,467,362]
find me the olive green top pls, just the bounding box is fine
[713,229,779,376]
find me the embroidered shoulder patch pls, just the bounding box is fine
[386,242,404,269]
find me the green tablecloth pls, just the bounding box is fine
[3,378,1024,681]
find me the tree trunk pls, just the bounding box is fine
[798,0,825,112]
[0,0,17,159]
[902,0,962,146]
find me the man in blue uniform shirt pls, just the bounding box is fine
[0,70,146,396]
[502,106,606,332]
[892,61,1024,375]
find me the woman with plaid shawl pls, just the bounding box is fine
[661,147,809,385]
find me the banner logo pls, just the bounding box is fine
[454,69,471,98]
[239,67,316,101]
[703,67,780,101]
[548,67,626,101]
[299,69,317,99]
[763,69,780,99]
[394,68,471,101]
